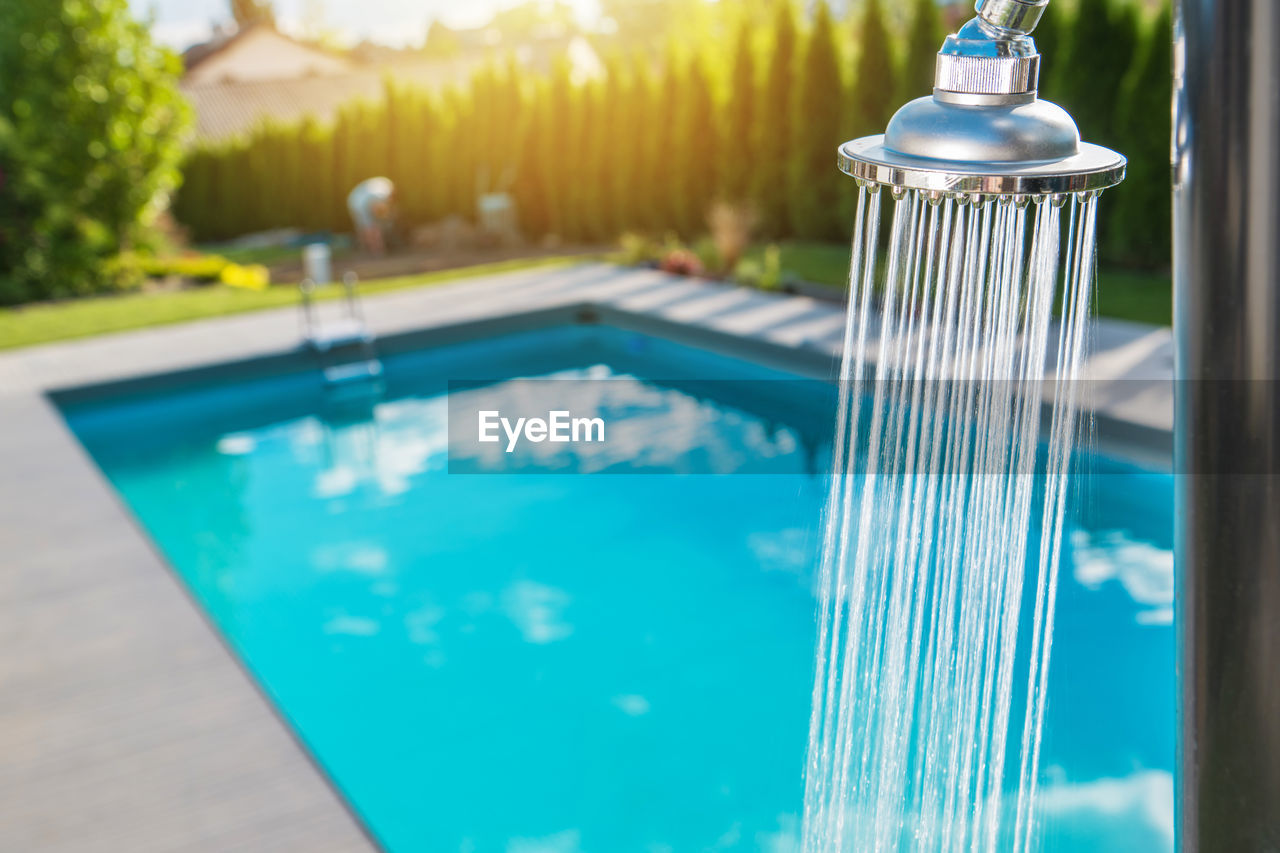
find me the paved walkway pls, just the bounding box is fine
[0,263,1172,851]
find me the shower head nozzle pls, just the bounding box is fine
[838,3,1124,197]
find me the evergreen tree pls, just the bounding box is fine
[1107,6,1172,267]
[851,0,896,137]
[296,118,335,230]
[574,80,605,241]
[443,88,475,221]
[1056,0,1138,149]
[654,46,684,233]
[423,92,453,222]
[752,0,796,237]
[514,79,551,237]
[721,20,757,204]
[557,77,583,240]
[1030,0,1067,103]
[674,54,718,237]
[469,67,496,195]
[544,60,574,238]
[623,57,658,231]
[789,1,845,241]
[330,106,356,222]
[596,57,626,238]
[898,0,943,105]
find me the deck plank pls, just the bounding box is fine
[0,394,373,853]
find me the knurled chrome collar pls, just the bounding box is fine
[935,53,1039,98]
[933,17,1041,105]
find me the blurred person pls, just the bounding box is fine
[347,177,396,255]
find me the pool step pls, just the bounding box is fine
[308,318,372,352]
[299,272,385,392]
[323,358,383,386]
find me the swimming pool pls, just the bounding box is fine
[60,323,1173,852]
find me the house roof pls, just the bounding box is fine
[182,23,353,86]
[179,28,604,144]
[182,23,272,71]
[181,61,478,143]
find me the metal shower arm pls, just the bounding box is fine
[974,0,1050,37]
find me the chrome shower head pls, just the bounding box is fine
[839,0,1124,197]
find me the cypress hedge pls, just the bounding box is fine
[898,0,943,107]
[789,1,846,242]
[173,0,1173,271]
[1108,6,1173,268]
[751,0,797,238]
[720,20,757,205]
[850,0,896,139]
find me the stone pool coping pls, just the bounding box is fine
[0,262,1173,851]
[8,262,1175,440]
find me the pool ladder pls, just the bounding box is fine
[299,272,384,391]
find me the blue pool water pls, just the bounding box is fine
[61,325,1174,852]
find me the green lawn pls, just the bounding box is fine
[745,241,1172,326]
[0,256,579,352]
[0,244,1172,353]
[1092,267,1174,327]
[210,243,345,267]
[743,241,854,290]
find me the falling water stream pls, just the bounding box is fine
[802,185,1101,852]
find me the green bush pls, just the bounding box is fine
[736,244,782,291]
[0,0,190,305]
[133,253,271,289]
[138,253,228,282]
[617,232,660,266]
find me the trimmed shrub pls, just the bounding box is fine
[0,0,189,304]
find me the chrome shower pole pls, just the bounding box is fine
[1174,0,1280,849]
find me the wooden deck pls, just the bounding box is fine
[0,393,374,852]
